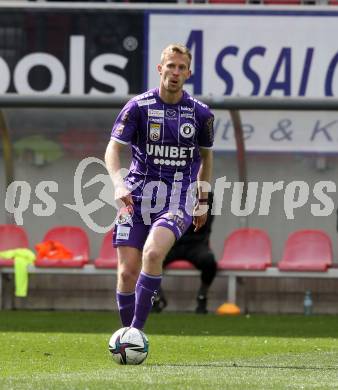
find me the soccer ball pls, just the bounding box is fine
[108,327,149,365]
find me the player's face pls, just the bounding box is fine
[158,52,191,94]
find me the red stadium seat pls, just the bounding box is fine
[94,231,118,269]
[0,224,29,267]
[278,230,332,272]
[218,228,272,270]
[165,260,195,270]
[263,0,301,3]
[93,232,196,270]
[93,230,197,270]
[35,226,89,268]
[208,0,247,3]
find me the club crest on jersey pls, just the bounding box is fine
[180,123,195,138]
[115,124,124,136]
[149,123,161,142]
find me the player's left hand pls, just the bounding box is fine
[193,203,208,232]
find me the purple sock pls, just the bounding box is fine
[131,271,162,330]
[116,291,135,327]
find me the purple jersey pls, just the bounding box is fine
[111,88,214,203]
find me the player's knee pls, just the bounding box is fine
[118,267,139,287]
[142,247,162,268]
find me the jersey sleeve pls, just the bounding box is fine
[198,110,214,149]
[111,100,139,144]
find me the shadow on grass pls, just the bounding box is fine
[1,311,338,338]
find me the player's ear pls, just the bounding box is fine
[186,69,192,80]
[157,63,162,75]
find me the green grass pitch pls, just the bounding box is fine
[1,311,338,389]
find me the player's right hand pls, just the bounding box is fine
[114,186,134,207]
[192,202,208,232]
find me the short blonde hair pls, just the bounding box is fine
[160,44,192,69]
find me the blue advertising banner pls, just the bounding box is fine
[145,8,338,153]
[146,9,338,98]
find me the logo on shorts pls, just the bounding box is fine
[116,225,131,240]
[117,205,134,225]
[165,212,175,220]
[163,210,186,233]
[149,123,161,142]
[180,123,195,138]
[176,209,184,218]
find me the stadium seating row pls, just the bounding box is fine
[0,224,333,271]
[0,224,336,307]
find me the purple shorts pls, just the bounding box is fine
[112,202,193,250]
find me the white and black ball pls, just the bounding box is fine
[108,327,149,365]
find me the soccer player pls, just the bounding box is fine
[153,192,217,314]
[105,43,214,330]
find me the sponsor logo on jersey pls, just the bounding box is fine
[137,98,156,107]
[146,144,195,159]
[148,109,164,118]
[189,97,208,108]
[115,111,129,135]
[165,108,177,119]
[153,159,187,167]
[180,106,194,112]
[149,117,163,124]
[180,123,195,138]
[149,123,161,142]
[122,111,129,123]
[135,92,154,101]
[181,112,194,119]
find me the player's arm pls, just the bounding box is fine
[193,110,214,231]
[105,139,133,207]
[193,147,213,232]
[197,147,213,200]
[106,100,138,206]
